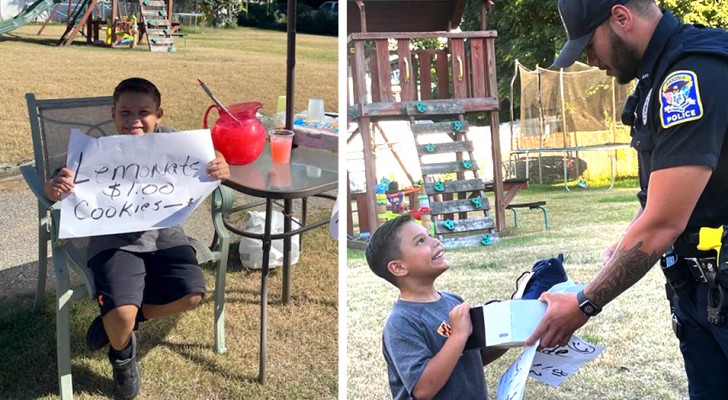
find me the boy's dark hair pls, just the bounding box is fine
[365,214,414,287]
[113,77,162,109]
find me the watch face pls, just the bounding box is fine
[584,304,595,314]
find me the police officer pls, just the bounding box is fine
[523,0,728,398]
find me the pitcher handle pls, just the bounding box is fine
[203,104,219,129]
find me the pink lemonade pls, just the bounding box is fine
[270,135,293,163]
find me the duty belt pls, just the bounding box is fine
[681,255,726,325]
[680,256,713,284]
[663,252,727,325]
[666,227,728,325]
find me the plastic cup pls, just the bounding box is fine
[307,98,325,122]
[276,96,287,113]
[269,129,295,163]
[275,96,287,128]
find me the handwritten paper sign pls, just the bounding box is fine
[497,341,538,400]
[497,335,604,399]
[59,129,220,239]
[529,335,605,387]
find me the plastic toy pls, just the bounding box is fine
[386,191,405,213]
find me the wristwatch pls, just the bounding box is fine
[576,290,602,317]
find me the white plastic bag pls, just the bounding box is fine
[238,211,300,270]
[329,196,339,240]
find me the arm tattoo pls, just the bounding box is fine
[588,241,661,307]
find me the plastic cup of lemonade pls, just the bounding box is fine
[269,129,295,163]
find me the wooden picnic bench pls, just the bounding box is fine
[484,178,548,229]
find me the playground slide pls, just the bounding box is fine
[0,0,62,35]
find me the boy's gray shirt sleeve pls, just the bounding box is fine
[383,308,434,396]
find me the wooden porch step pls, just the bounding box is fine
[416,140,473,156]
[421,160,480,175]
[424,178,485,194]
[430,197,490,215]
[410,121,470,135]
[441,232,499,249]
[434,216,494,235]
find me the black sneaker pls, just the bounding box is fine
[86,315,109,351]
[109,332,141,399]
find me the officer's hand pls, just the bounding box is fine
[524,292,589,348]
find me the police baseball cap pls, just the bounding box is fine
[552,0,629,68]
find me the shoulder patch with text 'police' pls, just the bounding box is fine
[659,70,703,129]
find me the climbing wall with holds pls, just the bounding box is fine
[138,0,175,52]
[409,100,497,249]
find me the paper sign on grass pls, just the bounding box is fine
[529,335,605,387]
[497,341,538,400]
[59,129,220,239]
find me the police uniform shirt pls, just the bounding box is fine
[631,11,728,230]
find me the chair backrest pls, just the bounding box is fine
[27,94,116,181]
[27,94,116,272]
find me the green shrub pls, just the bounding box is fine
[237,1,337,36]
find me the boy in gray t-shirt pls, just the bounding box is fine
[366,214,506,399]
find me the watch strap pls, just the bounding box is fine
[577,290,602,316]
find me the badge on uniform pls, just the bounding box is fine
[659,70,703,129]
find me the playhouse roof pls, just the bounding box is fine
[347,0,466,33]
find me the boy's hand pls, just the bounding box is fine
[412,301,474,399]
[45,167,75,202]
[208,151,230,180]
[449,303,473,340]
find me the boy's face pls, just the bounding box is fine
[112,92,163,136]
[393,221,449,280]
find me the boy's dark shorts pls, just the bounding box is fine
[88,245,206,315]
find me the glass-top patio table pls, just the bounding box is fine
[210,143,337,384]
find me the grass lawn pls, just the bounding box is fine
[0,24,338,164]
[1,211,338,400]
[347,182,688,399]
[0,23,337,399]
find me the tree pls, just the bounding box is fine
[200,0,244,27]
[658,0,728,28]
[460,0,728,121]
